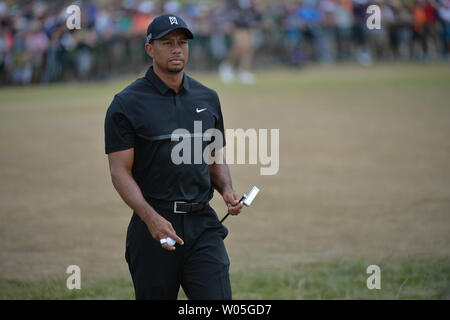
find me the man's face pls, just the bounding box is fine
[146,29,189,73]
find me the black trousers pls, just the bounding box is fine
[125,201,232,300]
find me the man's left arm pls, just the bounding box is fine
[208,149,243,216]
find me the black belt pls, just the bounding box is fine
[147,198,208,214]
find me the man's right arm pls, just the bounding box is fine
[107,148,183,250]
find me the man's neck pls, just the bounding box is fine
[153,65,184,93]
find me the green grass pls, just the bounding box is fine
[1,258,448,299]
[230,258,450,299]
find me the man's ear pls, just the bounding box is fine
[145,43,153,58]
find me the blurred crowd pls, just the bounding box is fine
[0,0,449,86]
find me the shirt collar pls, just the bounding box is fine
[145,66,190,94]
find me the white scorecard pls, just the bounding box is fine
[242,186,260,206]
[161,237,176,246]
[165,237,176,246]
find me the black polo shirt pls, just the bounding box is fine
[104,66,226,203]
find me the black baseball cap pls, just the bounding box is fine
[146,14,194,43]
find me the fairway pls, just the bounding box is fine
[1,63,449,299]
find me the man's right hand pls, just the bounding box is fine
[142,212,184,251]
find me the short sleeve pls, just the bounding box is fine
[214,92,226,148]
[104,95,135,154]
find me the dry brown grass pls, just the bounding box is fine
[1,63,449,281]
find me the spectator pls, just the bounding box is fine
[1,0,450,86]
[411,0,428,59]
[218,0,261,85]
[438,0,450,58]
[335,0,354,61]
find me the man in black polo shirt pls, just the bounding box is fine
[104,14,243,300]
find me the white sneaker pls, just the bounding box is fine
[238,71,255,85]
[219,63,234,84]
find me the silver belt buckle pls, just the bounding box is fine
[174,201,187,213]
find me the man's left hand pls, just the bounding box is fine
[222,189,244,216]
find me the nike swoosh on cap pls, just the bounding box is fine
[196,108,207,113]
